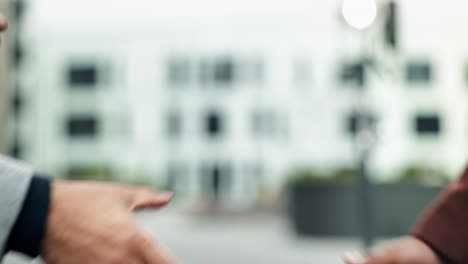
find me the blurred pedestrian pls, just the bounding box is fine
[0,14,177,264]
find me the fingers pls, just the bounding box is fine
[343,251,391,264]
[343,251,370,264]
[0,14,7,45]
[128,187,173,210]
[139,233,178,264]
[0,14,8,32]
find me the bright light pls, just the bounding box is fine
[342,0,377,30]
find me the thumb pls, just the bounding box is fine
[128,188,173,210]
[342,251,375,264]
[0,15,8,32]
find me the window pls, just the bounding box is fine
[66,116,99,138]
[12,0,25,21]
[200,162,232,197]
[252,110,275,137]
[9,141,22,158]
[168,58,191,86]
[204,111,224,137]
[198,57,236,87]
[346,112,375,136]
[415,115,441,135]
[406,62,432,84]
[166,111,182,139]
[11,89,23,117]
[199,59,212,85]
[166,162,187,191]
[234,57,264,85]
[214,58,235,85]
[12,40,24,66]
[68,65,98,87]
[340,62,365,87]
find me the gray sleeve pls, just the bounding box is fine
[0,155,33,254]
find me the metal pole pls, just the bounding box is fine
[357,147,373,248]
[355,0,398,248]
[354,62,375,249]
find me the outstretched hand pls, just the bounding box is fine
[342,236,442,264]
[41,180,178,264]
[0,13,8,44]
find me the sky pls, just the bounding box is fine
[26,0,340,29]
[21,0,468,51]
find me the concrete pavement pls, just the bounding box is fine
[3,206,363,264]
[136,207,362,264]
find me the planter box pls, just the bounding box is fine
[289,183,443,237]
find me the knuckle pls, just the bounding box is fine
[124,229,147,249]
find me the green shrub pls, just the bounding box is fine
[65,164,115,181]
[329,167,358,183]
[65,165,161,188]
[286,166,358,186]
[286,168,324,186]
[396,165,450,186]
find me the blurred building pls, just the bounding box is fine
[11,0,468,207]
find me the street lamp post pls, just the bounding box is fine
[342,0,377,31]
[355,121,376,248]
[341,0,378,249]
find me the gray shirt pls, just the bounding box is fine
[0,155,33,254]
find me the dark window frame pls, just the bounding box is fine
[414,114,441,135]
[406,62,432,84]
[213,58,235,85]
[68,64,99,88]
[346,112,376,136]
[203,111,225,138]
[167,57,191,86]
[66,115,99,139]
[166,111,183,139]
[199,162,232,197]
[339,62,365,88]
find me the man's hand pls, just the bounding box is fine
[41,180,177,264]
[342,236,442,264]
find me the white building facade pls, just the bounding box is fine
[12,0,468,207]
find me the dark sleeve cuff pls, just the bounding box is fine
[410,167,468,264]
[412,235,454,264]
[6,175,51,258]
